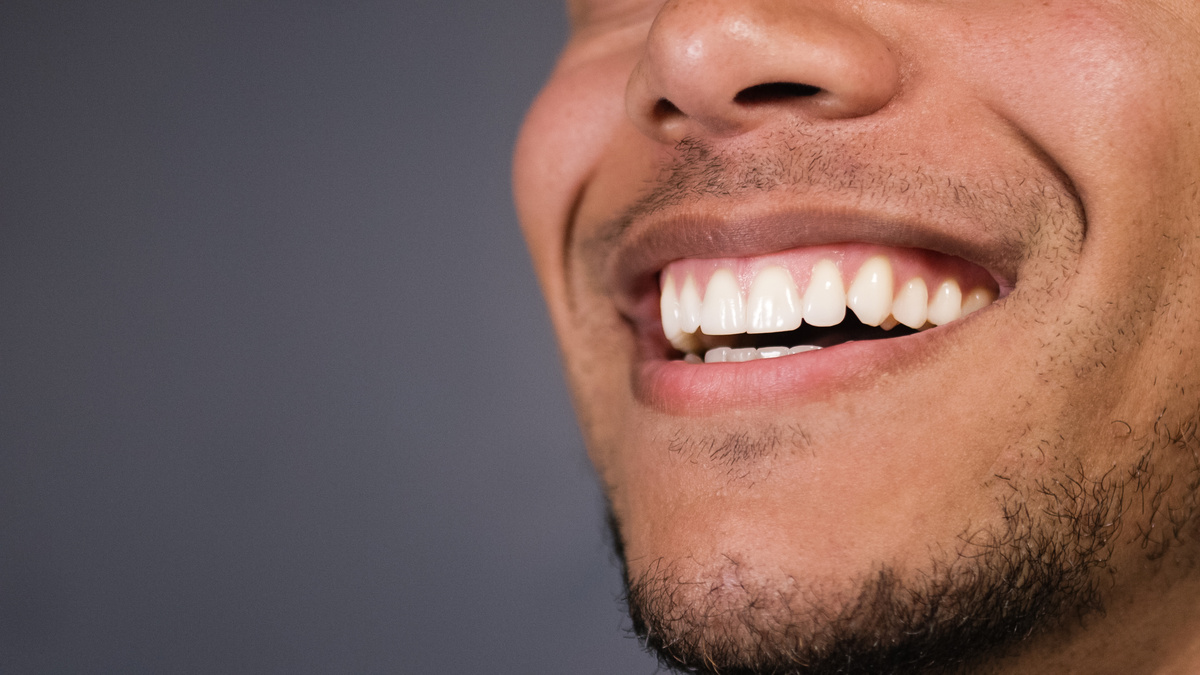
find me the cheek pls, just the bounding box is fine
[949,3,1200,381]
[960,4,1186,219]
[513,50,638,288]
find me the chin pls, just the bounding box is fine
[606,466,1113,675]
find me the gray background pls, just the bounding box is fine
[1,2,660,672]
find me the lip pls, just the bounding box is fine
[633,313,974,415]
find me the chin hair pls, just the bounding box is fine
[608,443,1200,675]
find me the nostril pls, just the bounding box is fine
[734,82,822,105]
[652,98,684,121]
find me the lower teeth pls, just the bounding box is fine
[700,344,823,364]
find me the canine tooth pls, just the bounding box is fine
[757,346,790,359]
[704,346,731,363]
[700,269,746,335]
[790,345,822,354]
[684,353,703,364]
[961,286,997,316]
[847,256,893,326]
[746,266,803,333]
[660,272,682,340]
[679,274,703,334]
[927,279,963,326]
[727,347,759,362]
[802,260,847,327]
[892,278,928,329]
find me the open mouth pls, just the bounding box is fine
[659,244,1000,363]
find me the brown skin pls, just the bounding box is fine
[514,0,1200,672]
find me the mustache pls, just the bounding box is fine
[577,126,1082,289]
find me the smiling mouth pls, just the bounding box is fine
[659,243,999,362]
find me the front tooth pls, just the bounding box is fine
[660,273,682,340]
[679,274,703,334]
[927,279,963,326]
[700,268,746,335]
[790,345,822,354]
[961,286,997,316]
[802,260,847,327]
[846,256,893,326]
[892,278,929,329]
[746,266,802,333]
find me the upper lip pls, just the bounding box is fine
[601,202,1025,321]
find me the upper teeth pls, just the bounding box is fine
[747,266,802,333]
[700,268,745,335]
[660,254,998,353]
[802,260,847,327]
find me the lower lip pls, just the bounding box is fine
[634,331,939,415]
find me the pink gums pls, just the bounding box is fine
[661,243,999,296]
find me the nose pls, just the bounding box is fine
[626,0,901,143]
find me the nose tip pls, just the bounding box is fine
[626,1,901,143]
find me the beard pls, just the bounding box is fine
[609,437,1200,675]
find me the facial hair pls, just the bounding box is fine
[609,433,1199,675]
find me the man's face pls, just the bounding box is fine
[515,0,1200,671]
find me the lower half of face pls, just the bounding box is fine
[545,131,1200,666]
[562,226,1200,669]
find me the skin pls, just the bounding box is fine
[514,0,1200,672]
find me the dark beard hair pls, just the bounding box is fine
[608,445,1198,675]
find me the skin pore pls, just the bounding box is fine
[514,1,1200,673]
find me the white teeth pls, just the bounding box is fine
[660,255,999,362]
[802,260,847,327]
[727,347,758,362]
[679,274,703,334]
[704,344,819,362]
[757,346,790,359]
[892,278,929,329]
[846,256,893,327]
[704,346,731,363]
[700,268,746,335]
[961,286,997,316]
[927,279,963,326]
[746,266,803,333]
[665,272,702,353]
[660,273,682,340]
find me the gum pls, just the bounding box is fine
[660,243,999,298]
